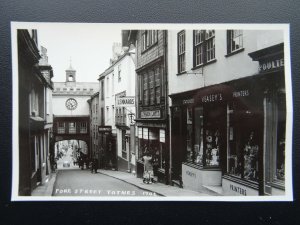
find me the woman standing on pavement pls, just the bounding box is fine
[142,150,154,184]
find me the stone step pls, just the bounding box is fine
[202,185,223,196]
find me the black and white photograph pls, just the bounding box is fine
[11,23,293,201]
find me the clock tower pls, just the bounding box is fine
[65,61,76,86]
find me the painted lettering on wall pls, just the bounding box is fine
[183,99,194,105]
[141,110,161,119]
[259,58,284,72]
[201,93,223,103]
[186,170,196,178]
[233,90,250,98]
[116,96,135,107]
[229,184,247,196]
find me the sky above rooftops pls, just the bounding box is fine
[38,24,122,82]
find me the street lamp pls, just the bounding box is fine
[127,112,135,124]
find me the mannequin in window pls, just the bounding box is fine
[244,131,259,180]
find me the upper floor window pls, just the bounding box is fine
[193,30,215,67]
[30,88,39,116]
[178,31,186,73]
[101,80,104,100]
[227,30,243,54]
[142,30,158,51]
[118,65,121,82]
[57,122,65,134]
[106,77,109,96]
[141,65,161,106]
[80,122,87,134]
[69,122,76,134]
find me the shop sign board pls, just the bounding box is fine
[201,93,223,103]
[182,98,195,105]
[116,96,135,107]
[141,110,161,119]
[259,58,284,73]
[232,89,250,98]
[98,126,112,133]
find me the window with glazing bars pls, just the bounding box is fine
[227,30,243,54]
[178,31,186,73]
[193,30,215,67]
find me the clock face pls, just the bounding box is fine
[65,98,78,110]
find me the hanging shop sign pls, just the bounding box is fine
[140,110,161,119]
[116,96,135,107]
[98,126,112,133]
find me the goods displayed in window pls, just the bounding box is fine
[243,131,259,181]
[205,129,220,166]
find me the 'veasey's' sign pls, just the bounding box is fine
[201,93,223,103]
[141,110,161,119]
[98,126,112,133]
[116,96,135,107]
[259,58,284,73]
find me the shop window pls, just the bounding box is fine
[186,108,193,162]
[274,93,286,182]
[158,129,166,170]
[193,30,215,67]
[194,107,204,165]
[178,30,186,73]
[203,104,224,167]
[227,102,260,182]
[122,130,127,159]
[227,30,243,54]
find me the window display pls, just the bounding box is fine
[275,94,286,181]
[186,108,193,162]
[194,107,203,165]
[227,101,261,182]
[205,129,220,166]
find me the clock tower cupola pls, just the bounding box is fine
[65,59,76,85]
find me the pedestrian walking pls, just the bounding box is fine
[91,157,98,173]
[142,150,154,184]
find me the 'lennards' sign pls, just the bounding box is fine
[116,96,135,107]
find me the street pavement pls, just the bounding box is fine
[53,169,158,197]
[33,168,212,198]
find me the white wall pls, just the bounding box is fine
[168,29,284,95]
[52,95,91,116]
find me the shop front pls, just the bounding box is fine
[170,48,286,196]
[136,117,169,184]
[170,85,231,192]
[98,126,117,170]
